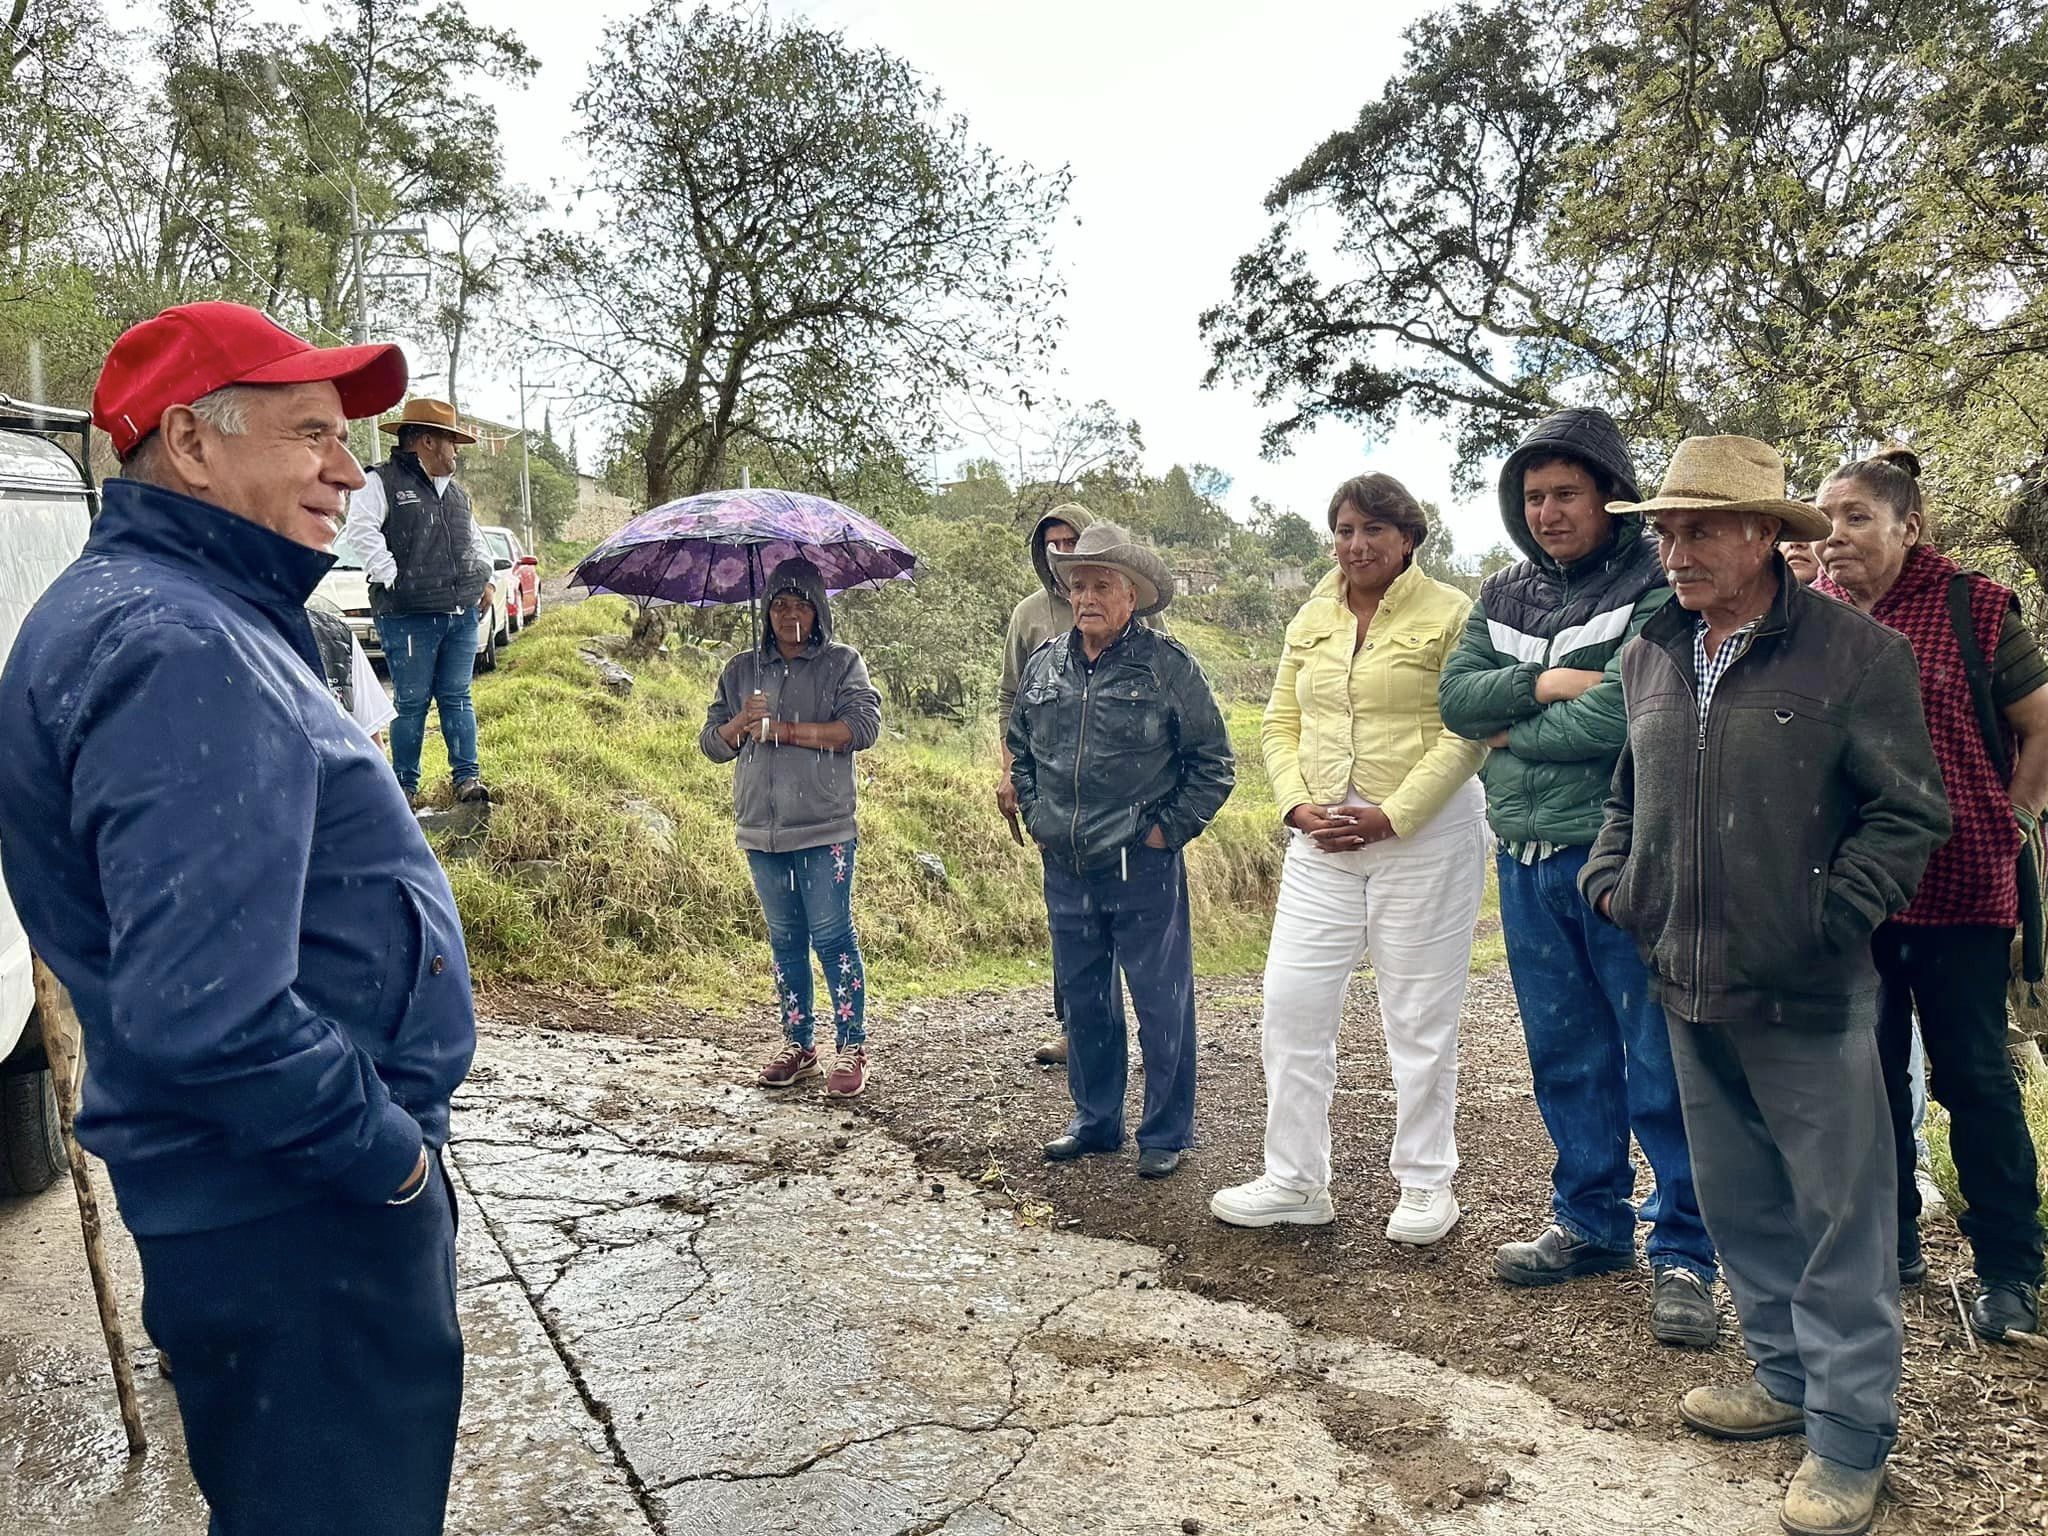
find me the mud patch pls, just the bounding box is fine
[1313,1384,1508,1517]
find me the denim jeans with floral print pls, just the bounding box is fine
[745,839,867,1051]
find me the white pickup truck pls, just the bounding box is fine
[0,398,94,1195]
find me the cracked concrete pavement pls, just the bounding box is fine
[3,1023,1792,1533]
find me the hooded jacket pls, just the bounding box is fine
[1437,407,1671,847]
[699,556,883,853]
[998,505,1164,724]
[0,479,477,1236]
[1580,564,1950,1029]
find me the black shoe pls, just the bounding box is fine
[1043,1134,1112,1163]
[1650,1267,1720,1348]
[1970,1281,2040,1341]
[1898,1226,1927,1288]
[1494,1223,1636,1287]
[454,776,491,804]
[1137,1147,1182,1180]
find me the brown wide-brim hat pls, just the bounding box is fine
[1606,434,1830,540]
[1048,521,1175,618]
[378,396,478,445]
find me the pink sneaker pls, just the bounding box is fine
[824,1046,867,1099]
[758,1043,821,1088]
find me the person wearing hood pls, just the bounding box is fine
[1438,406,1719,1349]
[1209,474,1489,1245]
[701,557,883,1098]
[1007,524,1234,1180]
[997,503,1163,1066]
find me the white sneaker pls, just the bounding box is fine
[1209,1174,1336,1228]
[1385,1186,1459,1246]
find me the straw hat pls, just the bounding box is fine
[1047,521,1175,617]
[377,397,478,445]
[1606,435,1829,540]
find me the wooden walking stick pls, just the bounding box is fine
[30,955,147,1456]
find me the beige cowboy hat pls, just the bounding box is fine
[377,396,478,445]
[1606,434,1829,540]
[1048,521,1175,617]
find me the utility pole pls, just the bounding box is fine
[517,364,534,550]
[343,184,426,463]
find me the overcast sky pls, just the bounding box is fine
[271,0,1505,555]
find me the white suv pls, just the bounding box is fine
[0,398,95,1196]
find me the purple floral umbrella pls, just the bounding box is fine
[572,489,918,618]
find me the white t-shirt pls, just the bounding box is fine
[346,637,396,736]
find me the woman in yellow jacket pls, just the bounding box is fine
[1210,473,1489,1245]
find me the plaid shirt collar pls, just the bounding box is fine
[1693,614,1764,723]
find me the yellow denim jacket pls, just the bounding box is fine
[1262,564,1487,837]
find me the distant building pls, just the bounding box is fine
[1170,556,1221,596]
[565,473,635,543]
[1270,563,1309,593]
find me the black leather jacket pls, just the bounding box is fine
[1006,623,1235,876]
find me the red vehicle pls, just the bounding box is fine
[480,524,540,634]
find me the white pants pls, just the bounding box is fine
[1261,780,1488,1193]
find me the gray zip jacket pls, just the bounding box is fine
[699,560,882,853]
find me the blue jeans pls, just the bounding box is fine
[1497,846,1716,1280]
[376,611,481,793]
[1043,844,1196,1151]
[747,840,867,1051]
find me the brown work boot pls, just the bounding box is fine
[1678,1380,1804,1441]
[1033,1036,1068,1065]
[758,1042,821,1089]
[1780,1453,1885,1536]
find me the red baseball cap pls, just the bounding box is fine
[92,301,409,458]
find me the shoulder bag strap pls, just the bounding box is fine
[1951,574,2043,985]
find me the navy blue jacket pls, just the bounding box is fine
[0,478,476,1236]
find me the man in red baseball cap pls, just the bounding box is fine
[0,302,478,1535]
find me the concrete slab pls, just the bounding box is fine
[3,1022,1789,1534]
[453,1026,1790,1536]
[0,1157,645,1534]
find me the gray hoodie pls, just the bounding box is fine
[699,557,882,852]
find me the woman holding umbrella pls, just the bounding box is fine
[701,556,884,1096]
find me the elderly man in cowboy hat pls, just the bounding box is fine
[0,303,475,1534]
[345,396,496,803]
[1580,436,1949,1536]
[1007,522,1234,1179]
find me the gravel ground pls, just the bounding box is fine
[488,964,2048,1535]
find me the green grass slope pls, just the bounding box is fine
[446,601,1289,1010]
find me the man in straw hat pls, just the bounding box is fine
[345,396,496,803]
[996,502,1163,1067]
[1580,436,1949,1536]
[1007,522,1234,1180]
[0,302,476,1533]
